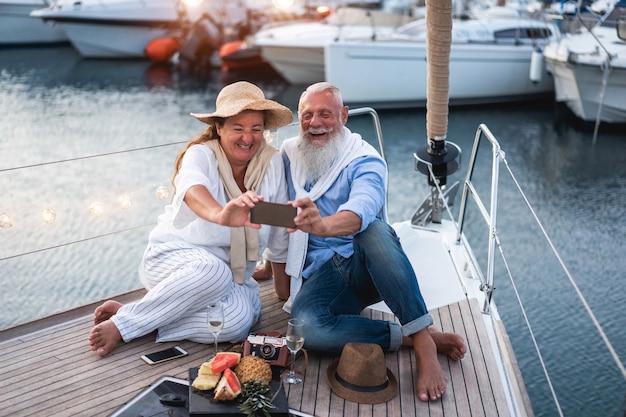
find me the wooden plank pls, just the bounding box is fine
[464,299,512,417]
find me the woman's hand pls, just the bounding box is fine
[218,191,263,229]
[184,186,263,229]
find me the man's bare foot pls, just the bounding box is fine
[412,329,447,402]
[429,327,467,361]
[89,319,122,357]
[252,261,272,281]
[93,300,123,325]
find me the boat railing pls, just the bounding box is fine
[447,123,626,387]
[456,123,502,312]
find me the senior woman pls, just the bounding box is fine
[89,81,293,357]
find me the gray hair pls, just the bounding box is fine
[298,82,344,110]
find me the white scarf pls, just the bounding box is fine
[207,139,277,284]
[281,126,385,312]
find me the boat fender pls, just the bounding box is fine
[529,48,544,83]
[145,37,182,63]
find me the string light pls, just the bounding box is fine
[118,194,132,210]
[0,182,171,230]
[41,208,57,224]
[155,186,170,200]
[89,202,105,217]
[0,212,13,228]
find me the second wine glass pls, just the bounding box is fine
[207,302,224,359]
[283,318,305,384]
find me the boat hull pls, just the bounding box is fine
[56,21,177,58]
[252,12,409,84]
[545,57,626,123]
[30,0,182,58]
[325,40,554,107]
[543,26,626,123]
[0,1,67,45]
[260,44,325,84]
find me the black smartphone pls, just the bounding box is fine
[250,201,296,228]
[140,346,188,365]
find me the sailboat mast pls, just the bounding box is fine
[415,0,460,222]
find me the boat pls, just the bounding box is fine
[2,3,625,417]
[0,117,540,416]
[325,6,559,108]
[249,6,418,84]
[27,0,253,59]
[0,0,67,45]
[5,104,626,416]
[543,0,626,124]
[28,0,196,58]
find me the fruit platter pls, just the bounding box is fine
[189,352,289,416]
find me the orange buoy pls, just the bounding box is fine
[219,40,244,60]
[219,40,264,72]
[145,37,182,63]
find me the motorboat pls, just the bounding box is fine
[325,6,559,107]
[0,0,67,45]
[249,6,418,84]
[29,0,193,58]
[543,1,626,124]
[28,0,253,59]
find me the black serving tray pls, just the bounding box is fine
[188,367,289,416]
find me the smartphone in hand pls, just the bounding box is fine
[250,201,296,228]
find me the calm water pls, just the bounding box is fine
[1,45,625,417]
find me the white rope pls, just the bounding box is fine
[499,155,626,380]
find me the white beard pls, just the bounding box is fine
[296,128,344,184]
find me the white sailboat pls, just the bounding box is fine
[543,1,626,124]
[325,6,559,107]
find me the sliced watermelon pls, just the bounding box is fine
[213,368,241,401]
[223,368,241,395]
[211,352,241,374]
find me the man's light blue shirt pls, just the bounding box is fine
[283,152,387,279]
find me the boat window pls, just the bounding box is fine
[494,27,552,41]
[602,7,626,28]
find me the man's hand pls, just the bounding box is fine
[290,197,361,237]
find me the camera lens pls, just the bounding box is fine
[260,344,276,358]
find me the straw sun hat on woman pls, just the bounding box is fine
[190,81,293,130]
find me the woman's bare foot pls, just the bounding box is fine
[429,327,467,361]
[252,261,272,281]
[93,300,123,325]
[89,319,122,357]
[412,329,447,402]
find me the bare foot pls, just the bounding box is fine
[412,329,447,402]
[89,319,122,357]
[429,327,467,361]
[93,300,123,325]
[252,261,272,281]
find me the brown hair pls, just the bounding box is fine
[171,118,224,193]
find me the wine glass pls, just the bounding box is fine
[283,318,305,384]
[207,302,224,359]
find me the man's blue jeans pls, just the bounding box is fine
[291,220,433,354]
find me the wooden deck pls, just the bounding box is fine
[0,278,519,417]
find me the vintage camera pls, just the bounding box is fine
[243,332,290,368]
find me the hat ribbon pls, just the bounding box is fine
[334,372,390,393]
